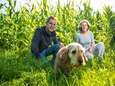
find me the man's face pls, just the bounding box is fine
[46,19,57,32]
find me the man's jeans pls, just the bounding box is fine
[39,44,60,64]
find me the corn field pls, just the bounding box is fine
[0,0,115,86]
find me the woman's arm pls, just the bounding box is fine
[87,31,95,53]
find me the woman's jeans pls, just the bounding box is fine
[85,42,105,60]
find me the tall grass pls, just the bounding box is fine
[0,48,115,86]
[0,0,115,86]
[0,0,115,49]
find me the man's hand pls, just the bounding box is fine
[60,43,65,48]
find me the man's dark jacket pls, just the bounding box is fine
[31,26,60,57]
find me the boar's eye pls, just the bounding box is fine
[72,50,76,54]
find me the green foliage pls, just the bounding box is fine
[0,0,115,85]
[0,0,114,49]
[0,49,115,86]
[110,13,115,30]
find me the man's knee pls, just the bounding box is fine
[52,44,60,52]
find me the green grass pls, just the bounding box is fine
[0,48,114,86]
[0,0,115,86]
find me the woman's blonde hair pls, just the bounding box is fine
[79,19,90,32]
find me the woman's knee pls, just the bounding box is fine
[96,42,105,50]
[94,42,105,57]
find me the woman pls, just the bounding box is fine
[74,19,105,60]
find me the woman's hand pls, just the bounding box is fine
[87,42,94,53]
[87,46,93,53]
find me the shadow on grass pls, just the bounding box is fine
[0,49,89,86]
[0,50,54,85]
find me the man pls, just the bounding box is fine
[31,16,63,64]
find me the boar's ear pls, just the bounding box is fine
[54,47,69,75]
[57,47,69,60]
[83,53,88,62]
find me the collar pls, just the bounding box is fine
[43,26,51,36]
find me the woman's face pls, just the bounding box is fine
[81,22,88,32]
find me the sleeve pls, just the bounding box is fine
[31,29,41,57]
[52,32,60,44]
[74,32,80,43]
[90,31,95,46]
[53,36,61,44]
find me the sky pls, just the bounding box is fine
[0,0,115,12]
[90,0,115,12]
